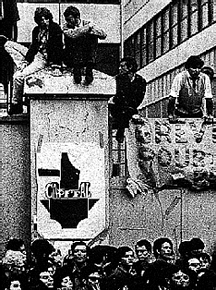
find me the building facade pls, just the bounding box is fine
[123,0,216,116]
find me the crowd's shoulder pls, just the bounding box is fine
[1,237,216,290]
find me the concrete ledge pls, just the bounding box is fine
[24,68,116,97]
[0,114,30,124]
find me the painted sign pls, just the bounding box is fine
[126,117,216,196]
[36,142,105,239]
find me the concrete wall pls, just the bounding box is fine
[0,116,31,258]
[29,95,111,254]
[109,179,216,254]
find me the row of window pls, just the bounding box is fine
[124,0,216,70]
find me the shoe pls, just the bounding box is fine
[73,67,81,84]
[0,35,8,47]
[8,104,23,115]
[85,67,94,85]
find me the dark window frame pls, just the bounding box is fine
[124,0,215,70]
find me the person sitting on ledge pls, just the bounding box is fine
[109,56,146,143]
[0,7,63,115]
[168,55,213,123]
[62,5,107,85]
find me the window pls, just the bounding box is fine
[170,1,179,48]
[141,27,147,67]
[155,15,162,58]
[134,31,141,69]
[162,7,170,53]
[147,21,154,63]
[125,37,135,58]
[190,0,199,35]
[213,0,216,22]
[180,0,189,41]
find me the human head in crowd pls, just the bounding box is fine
[153,237,174,261]
[185,55,204,79]
[198,252,212,270]
[89,245,117,275]
[168,266,192,290]
[34,7,53,28]
[71,241,89,264]
[201,65,214,81]
[48,249,63,268]
[2,272,28,290]
[54,267,73,290]
[135,239,152,262]
[86,268,101,290]
[63,6,80,28]
[117,246,135,270]
[2,250,27,277]
[119,56,138,75]
[187,257,201,273]
[31,239,55,267]
[38,268,54,289]
[189,238,205,257]
[6,239,26,255]
[178,241,191,259]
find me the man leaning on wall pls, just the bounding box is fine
[168,55,214,123]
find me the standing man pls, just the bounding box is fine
[1,7,63,115]
[55,241,90,290]
[143,237,176,290]
[134,239,152,277]
[62,6,107,85]
[168,55,213,122]
[109,56,147,143]
[104,246,141,290]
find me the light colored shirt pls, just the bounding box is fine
[170,70,213,116]
[62,19,107,40]
[170,70,212,99]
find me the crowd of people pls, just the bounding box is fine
[1,237,216,290]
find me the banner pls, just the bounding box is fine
[126,116,216,196]
[36,142,106,240]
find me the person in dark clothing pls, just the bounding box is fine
[0,7,63,114]
[189,238,205,258]
[103,246,142,290]
[196,252,216,290]
[143,237,176,290]
[55,241,90,290]
[175,241,192,271]
[88,245,118,278]
[109,56,146,143]
[134,239,152,277]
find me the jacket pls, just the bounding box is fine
[25,21,63,65]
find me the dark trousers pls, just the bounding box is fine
[109,103,137,130]
[64,35,98,68]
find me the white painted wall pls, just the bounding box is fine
[17,3,120,44]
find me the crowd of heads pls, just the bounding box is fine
[1,236,216,290]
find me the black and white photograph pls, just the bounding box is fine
[1,0,216,289]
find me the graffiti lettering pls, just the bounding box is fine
[45,182,91,199]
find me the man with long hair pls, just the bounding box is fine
[0,7,63,114]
